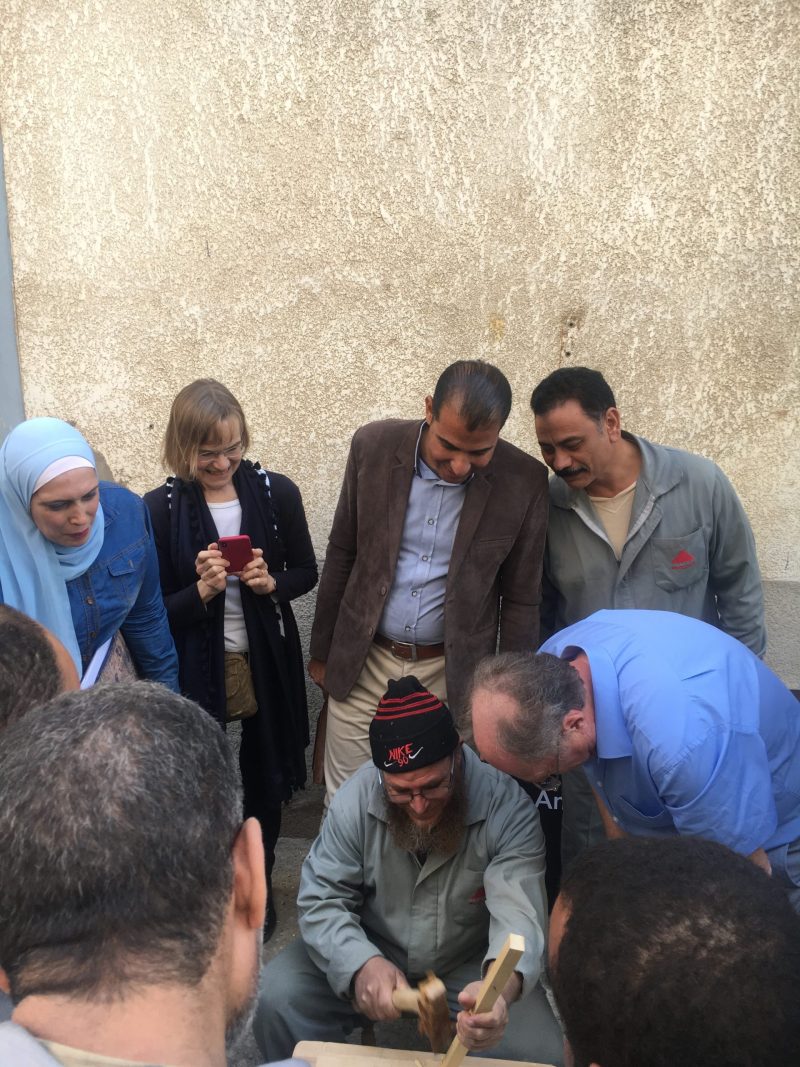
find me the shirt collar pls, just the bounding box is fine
[583,644,634,759]
[413,421,474,486]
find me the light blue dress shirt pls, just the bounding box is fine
[542,609,800,856]
[379,424,468,645]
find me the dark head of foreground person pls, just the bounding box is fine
[0,604,81,1026]
[0,681,306,1067]
[0,604,79,733]
[548,837,800,1067]
[254,675,564,1066]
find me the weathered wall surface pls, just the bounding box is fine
[1,1,798,681]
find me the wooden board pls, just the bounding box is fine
[294,1042,554,1067]
[294,934,550,1067]
[441,933,525,1067]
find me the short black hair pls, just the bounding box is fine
[0,681,242,1002]
[530,367,616,421]
[551,837,800,1067]
[0,604,61,733]
[432,360,512,430]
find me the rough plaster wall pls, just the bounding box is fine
[0,1,798,679]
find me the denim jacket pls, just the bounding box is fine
[66,482,179,690]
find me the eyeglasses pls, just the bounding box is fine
[533,739,561,793]
[197,441,243,464]
[380,753,457,804]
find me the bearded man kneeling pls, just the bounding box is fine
[254,677,563,1065]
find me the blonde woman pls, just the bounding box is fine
[145,380,317,940]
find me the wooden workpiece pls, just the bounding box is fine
[294,1043,554,1066]
[441,933,525,1067]
[294,933,552,1067]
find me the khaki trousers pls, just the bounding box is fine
[323,640,447,804]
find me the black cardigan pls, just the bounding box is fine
[145,462,318,805]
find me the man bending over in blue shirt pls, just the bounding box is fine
[469,609,800,910]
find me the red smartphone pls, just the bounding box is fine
[217,535,254,574]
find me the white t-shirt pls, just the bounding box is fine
[207,499,249,653]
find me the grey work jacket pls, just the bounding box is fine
[298,747,548,1000]
[542,433,766,655]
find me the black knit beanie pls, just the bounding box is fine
[369,676,459,772]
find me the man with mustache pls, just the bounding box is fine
[529,366,764,866]
[0,682,305,1067]
[254,677,562,1065]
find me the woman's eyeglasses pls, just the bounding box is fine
[197,442,243,464]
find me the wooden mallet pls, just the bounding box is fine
[391,971,451,1053]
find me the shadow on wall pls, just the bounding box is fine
[81,428,115,484]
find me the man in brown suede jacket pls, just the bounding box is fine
[308,360,549,801]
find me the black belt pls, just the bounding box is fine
[374,632,445,662]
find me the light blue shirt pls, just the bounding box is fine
[542,610,800,856]
[379,423,468,645]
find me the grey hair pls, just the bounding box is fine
[0,605,61,733]
[0,681,242,1002]
[469,651,585,760]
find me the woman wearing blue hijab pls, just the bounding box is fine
[0,418,178,688]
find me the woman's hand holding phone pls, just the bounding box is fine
[240,547,277,596]
[217,535,254,574]
[195,543,229,603]
[196,537,274,601]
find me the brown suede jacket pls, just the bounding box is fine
[309,419,549,718]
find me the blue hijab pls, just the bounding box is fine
[0,418,105,673]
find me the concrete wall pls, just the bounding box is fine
[1,1,798,681]
[0,135,23,438]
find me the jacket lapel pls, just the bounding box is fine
[447,472,492,585]
[385,424,420,573]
